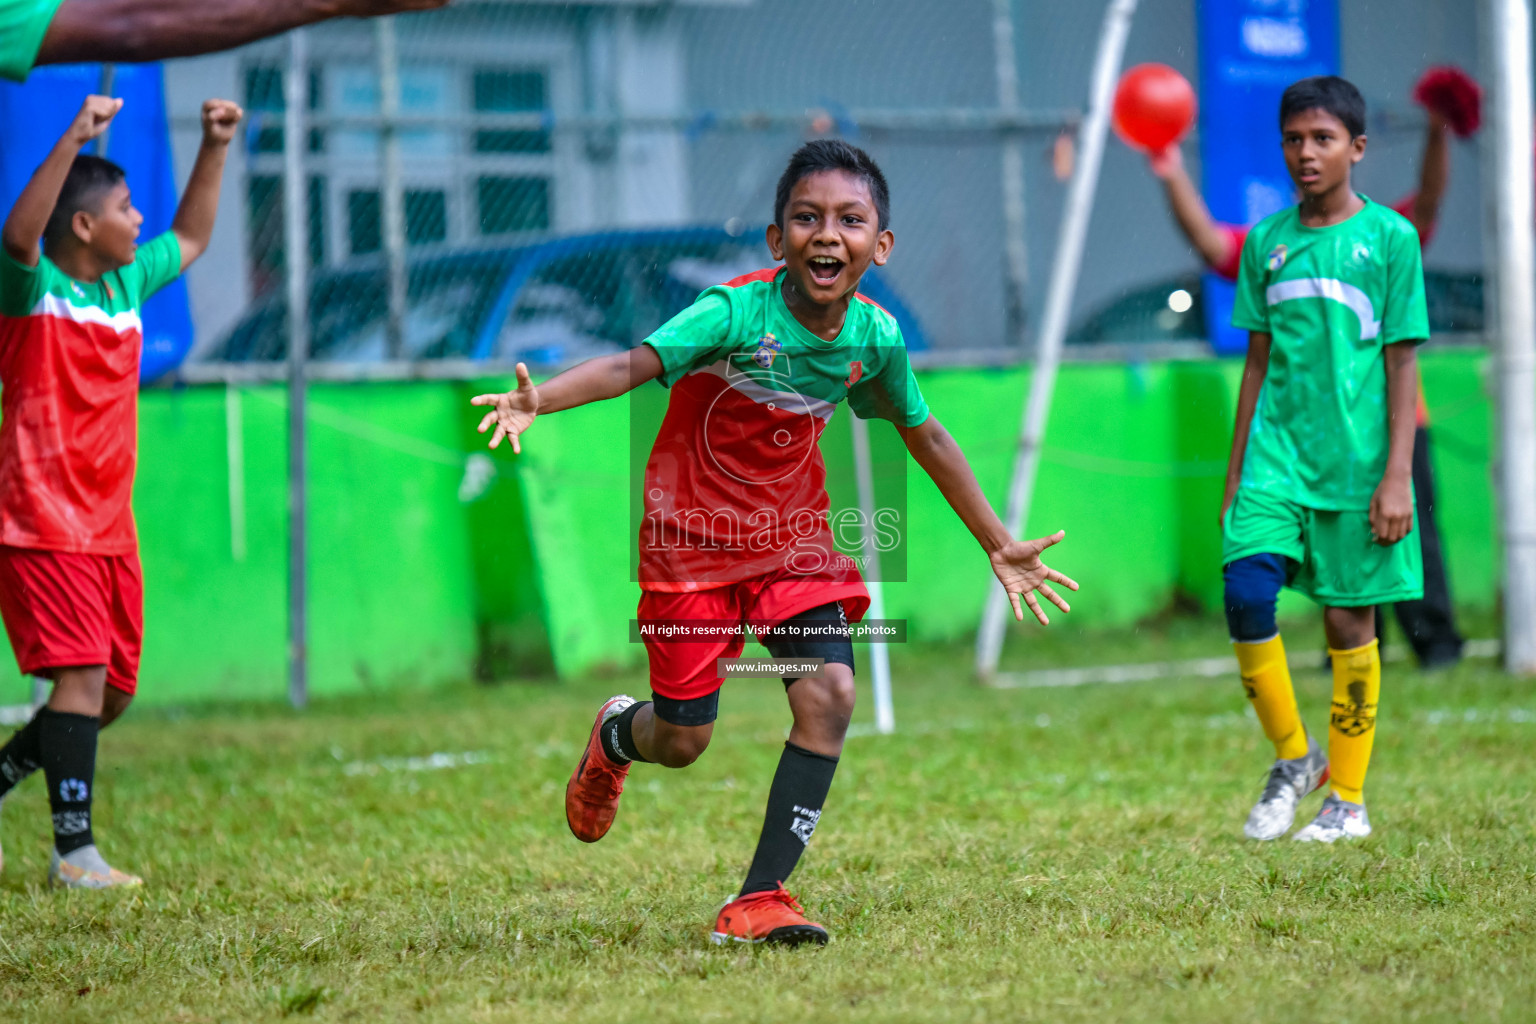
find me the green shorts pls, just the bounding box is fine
[1221,488,1424,607]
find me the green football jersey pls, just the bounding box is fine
[1231,196,1429,510]
[0,0,63,81]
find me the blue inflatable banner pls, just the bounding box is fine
[1197,0,1339,354]
[0,63,195,382]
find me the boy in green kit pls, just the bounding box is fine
[1221,76,1427,843]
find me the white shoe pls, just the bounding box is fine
[48,846,143,889]
[1292,793,1372,843]
[1244,737,1330,841]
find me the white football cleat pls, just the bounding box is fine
[48,846,143,889]
[1292,793,1372,843]
[1244,737,1330,841]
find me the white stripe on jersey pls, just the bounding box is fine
[29,293,143,335]
[1264,277,1381,341]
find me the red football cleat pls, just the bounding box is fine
[565,695,635,843]
[711,887,829,946]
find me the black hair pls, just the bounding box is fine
[774,139,890,231]
[1279,75,1367,139]
[43,154,127,246]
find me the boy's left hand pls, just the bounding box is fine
[990,530,1079,625]
[201,99,244,146]
[1370,473,1414,545]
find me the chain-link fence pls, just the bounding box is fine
[159,0,1093,376]
[155,0,1485,379]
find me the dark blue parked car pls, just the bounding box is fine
[201,227,929,366]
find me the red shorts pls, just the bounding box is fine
[0,546,144,695]
[638,573,869,701]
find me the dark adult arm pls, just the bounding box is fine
[36,0,449,66]
[1408,116,1450,241]
[1149,145,1236,271]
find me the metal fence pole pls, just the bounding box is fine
[284,30,311,709]
[1482,0,1536,674]
[993,0,1029,351]
[94,63,117,157]
[975,0,1138,680]
[376,17,408,360]
[852,415,895,734]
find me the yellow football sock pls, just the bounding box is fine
[1233,634,1309,761]
[1327,639,1381,804]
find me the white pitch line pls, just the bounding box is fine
[0,643,1503,720]
[989,637,1502,690]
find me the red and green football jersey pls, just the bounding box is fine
[639,267,929,589]
[0,233,182,554]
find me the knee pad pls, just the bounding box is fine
[1223,553,1287,642]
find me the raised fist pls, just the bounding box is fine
[201,99,245,146]
[70,95,122,145]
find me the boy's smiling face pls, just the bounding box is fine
[1281,107,1365,200]
[766,169,893,307]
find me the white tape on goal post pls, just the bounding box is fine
[851,413,895,734]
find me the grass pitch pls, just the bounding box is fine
[1,616,1533,1023]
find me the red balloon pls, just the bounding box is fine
[1113,63,1197,153]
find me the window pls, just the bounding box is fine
[473,69,550,154]
[244,67,285,154]
[477,176,549,235]
[243,59,559,277]
[246,176,327,296]
[242,65,324,154]
[348,188,449,256]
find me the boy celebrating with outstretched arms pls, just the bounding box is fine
[1222,77,1427,843]
[0,94,243,886]
[473,140,1077,945]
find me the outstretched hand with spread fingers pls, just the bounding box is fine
[989,529,1078,625]
[471,363,539,453]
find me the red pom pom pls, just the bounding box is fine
[1413,65,1482,138]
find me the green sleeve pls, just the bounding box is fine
[1230,226,1269,332]
[0,247,48,317]
[641,291,733,388]
[0,0,64,82]
[847,334,930,427]
[1380,223,1430,345]
[114,232,183,306]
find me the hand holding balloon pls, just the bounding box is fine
[1113,63,1197,154]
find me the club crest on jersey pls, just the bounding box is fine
[1266,244,1288,272]
[752,333,782,369]
[844,361,864,387]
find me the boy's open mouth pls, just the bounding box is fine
[807,255,844,284]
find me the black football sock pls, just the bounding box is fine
[37,709,99,855]
[603,701,651,765]
[0,708,44,799]
[740,742,839,897]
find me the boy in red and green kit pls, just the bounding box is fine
[473,140,1078,945]
[0,94,243,887]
